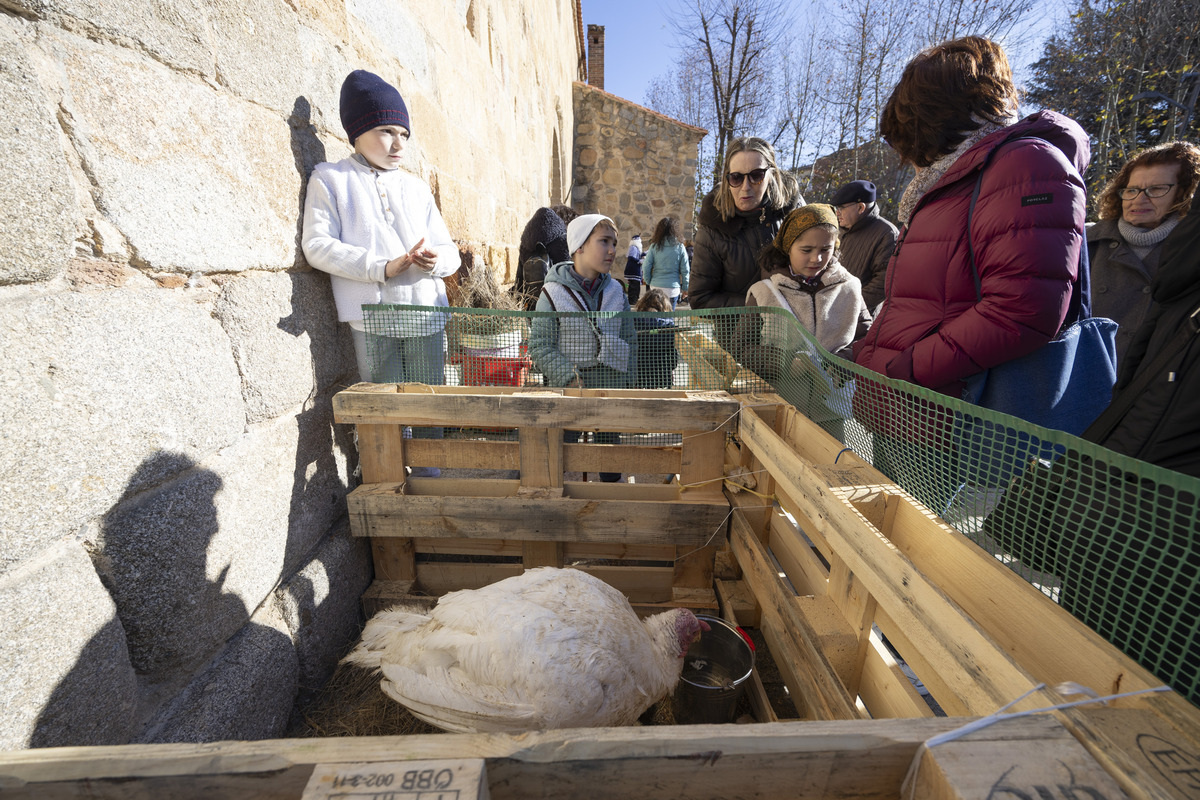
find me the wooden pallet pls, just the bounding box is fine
[333,384,739,614]
[12,389,1198,797]
[726,393,1200,799]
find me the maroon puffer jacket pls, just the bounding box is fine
[853,111,1090,398]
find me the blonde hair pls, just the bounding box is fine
[714,137,801,221]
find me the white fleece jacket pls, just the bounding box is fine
[302,156,460,334]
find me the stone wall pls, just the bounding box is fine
[0,0,581,748]
[572,81,706,245]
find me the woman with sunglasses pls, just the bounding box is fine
[690,137,802,349]
[1088,141,1200,363]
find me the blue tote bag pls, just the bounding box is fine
[960,140,1118,436]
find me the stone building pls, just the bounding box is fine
[0,0,583,748]
[572,26,706,242]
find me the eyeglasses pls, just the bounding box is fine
[1119,184,1176,200]
[727,167,769,187]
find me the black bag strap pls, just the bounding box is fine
[1082,301,1200,442]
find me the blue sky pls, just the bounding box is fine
[582,0,679,106]
[582,0,1066,110]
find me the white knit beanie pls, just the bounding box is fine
[567,214,616,255]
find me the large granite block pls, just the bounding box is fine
[0,541,136,750]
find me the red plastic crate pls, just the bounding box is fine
[462,355,532,386]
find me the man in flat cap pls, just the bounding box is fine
[831,180,898,315]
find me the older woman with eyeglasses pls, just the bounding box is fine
[689,138,803,341]
[1088,141,1200,363]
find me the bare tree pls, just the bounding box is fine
[669,0,792,187]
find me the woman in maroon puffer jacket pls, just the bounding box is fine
[851,36,1089,515]
[854,37,1089,398]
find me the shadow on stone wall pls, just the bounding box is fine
[33,452,291,744]
[290,96,327,265]
[29,614,136,748]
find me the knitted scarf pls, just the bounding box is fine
[1118,215,1181,261]
[897,117,1015,226]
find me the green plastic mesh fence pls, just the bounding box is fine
[364,303,1199,705]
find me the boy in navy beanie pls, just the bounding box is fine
[303,69,459,477]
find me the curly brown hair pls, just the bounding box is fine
[880,36,1020,168]
[1096,141,1200,221]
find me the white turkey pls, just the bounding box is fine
[343,566,709,733]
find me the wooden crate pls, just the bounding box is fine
[7,390,1198,798]
[332,384,739,614]
[725,393,1200,799]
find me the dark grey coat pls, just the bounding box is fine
[1092,197,1200,478]
[837,205,898,314]
[1087,218,1166,366]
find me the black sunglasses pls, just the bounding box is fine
[727,167,769,187]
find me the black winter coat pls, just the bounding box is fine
[689,190,800,311]
[1092,193,1200,478]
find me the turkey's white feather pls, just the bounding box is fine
[344,567,700,732]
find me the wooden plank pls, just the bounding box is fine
[416,539,677,565]
[757,608,815,719]
[715,580,776,723]
[858,629,937,720]
[333,386,742,433]
[874,605,973,718]
[767,506,830,597]
[563,542,677,561]
[411,563,677,603]
[764,410,1200,796]
[416,562,524,594]
[883,490,1178,703]
[738,407,1055,717]
[357,421,416,582]
[518,427,563,572]
[910,715,1131,800]
[729,509,860,720]
[407,438,519,471]
[348,484,727,545]
[416,538,522,557]
[522,541,563,569]
[826,555,877,697]
[679,429,728,500]
[564,443,680,474]
[717,579,761,628]
[577,565,675,603]
[520,425,562,490]
[793,595,862,691]
[0,716,1050,800]
[360,579,431,618]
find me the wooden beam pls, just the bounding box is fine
[348,484,728,545]
[729,510,860,720]
[738,408,1053,717]
[406,438,519,470]
[716,580,776,723]
[0,716,1099,800]
[858,629,937,720]
[563,443,680,474]
[333,385,741,433]
[357,421,416,582]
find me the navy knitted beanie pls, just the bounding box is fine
[339,70,410,145]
